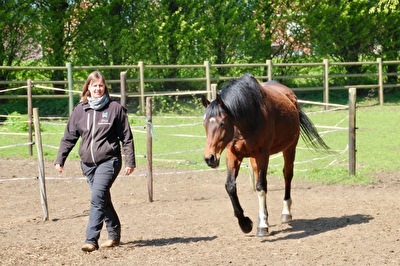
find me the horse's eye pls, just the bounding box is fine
[220,122,225,128]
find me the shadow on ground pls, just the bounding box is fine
[122,236,218,247]
[265,214,373,242]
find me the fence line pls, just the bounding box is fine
[0,58,399,114]
[0,95,354,192]
[0,75,354,157]
[0,142,33,149]
[0,96,353,154]
[0,85,28,93]
[1,87,356,194]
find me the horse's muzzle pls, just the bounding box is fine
[204,154,219,168]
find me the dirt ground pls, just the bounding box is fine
[0,158,399,265]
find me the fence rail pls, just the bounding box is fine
[1,58,399,114]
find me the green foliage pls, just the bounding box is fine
[370,0,399,13]
[2,0,399,102]
[152,95,204,115]
[2,0,400,73]
[0,98,73,117]
[0,1,38,68]
[3,112,29,132]
[0,99,27,115]
[33,98,71,117]
[3,111,46,133]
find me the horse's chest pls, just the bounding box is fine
[230,135,263,157]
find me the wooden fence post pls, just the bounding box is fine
[323,59,330,110]
[204,61,211,100]
[138,61,145,115]
[146,97,153,202]
[120,71,127,108]
[377,58,384,106]
[66,62,74,116]
[211,84,217,100]
[27,79,33,156]
[33,108,49,221]
[349,88,356,176]
[266,59,272,81]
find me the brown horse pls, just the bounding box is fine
[202,73,329,237]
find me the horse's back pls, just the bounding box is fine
[259,81,300,153]
[260,81,298,110]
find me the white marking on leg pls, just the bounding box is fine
[282,198,292,216]
[257,190,268,228]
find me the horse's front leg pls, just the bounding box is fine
[225,151,253,234]
[250,156,269,237]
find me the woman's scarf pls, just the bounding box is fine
[88,94,109,110]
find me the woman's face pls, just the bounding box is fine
[88,80,105,98]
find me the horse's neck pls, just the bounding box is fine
[239,108,266,134]
[234,124,254,139]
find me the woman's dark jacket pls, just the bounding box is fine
[55,100,135,167]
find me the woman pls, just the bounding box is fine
[55,71,136,252]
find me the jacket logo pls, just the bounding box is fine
[101,111,109,123]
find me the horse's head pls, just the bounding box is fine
[201,95,234,168]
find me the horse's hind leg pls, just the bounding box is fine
[282,146,296,223]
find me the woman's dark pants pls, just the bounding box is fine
[81,159,122,247]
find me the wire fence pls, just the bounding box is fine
[0,100,351,183]
[0,78,361,187]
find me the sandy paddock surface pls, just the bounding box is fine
[0,158,399,265]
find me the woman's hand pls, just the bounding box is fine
[124,166,135,176]
[55,164,64,173]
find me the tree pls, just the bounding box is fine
[292,0,380,86]
[158,0,274,77]
[70,0,151,89]
[35,0,77,89]
[369,1,400,84]
[0,0,39,88]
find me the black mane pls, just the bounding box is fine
[218,73,264,130]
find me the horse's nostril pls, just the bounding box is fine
[204,154,218,168]
[209,154,215,163]
[204,154,214,163]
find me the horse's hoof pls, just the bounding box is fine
[256,227,269,237]
[239,216,253,234]
[281,214,292,223]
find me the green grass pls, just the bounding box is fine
[1,104,399,185]
[290,104,400,184]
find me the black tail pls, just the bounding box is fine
[299,109,331,152]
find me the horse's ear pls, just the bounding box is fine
[216,94,232,117]
[201,95,210,108]
[216,94,222,105]
[216,94,227,111]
